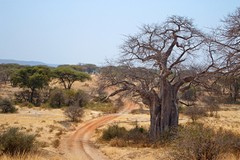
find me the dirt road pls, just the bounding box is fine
[59,101,135,160]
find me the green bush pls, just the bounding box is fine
[0,128,36,155]
[101,124,149,147]
[0,98,17,113]
[49,88,65,108]
[102,124,127,141]
[49,89,89,108]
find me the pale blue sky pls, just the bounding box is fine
[0,0,239,65]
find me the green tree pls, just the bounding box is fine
[0,64,22,84]
[11,66,51,103]
[53,66,91,89]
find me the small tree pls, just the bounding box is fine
[53,66,91,90]
[64,106,83,122]
[11,66,51,104]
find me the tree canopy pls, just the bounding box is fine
[53,66,91,89]
[11,66,52,103]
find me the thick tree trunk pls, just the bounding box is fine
[149,79,179,140]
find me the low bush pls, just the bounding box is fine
[0,127,36,155]
[49,89,90,108]
[102,124,127,141]
[74,90,90,107]
[0,98,17,113]
[49,88,65,108]
[184,105,207,122]
[174,123,240,160]
[101,124,149,147]
[64,106,83,122]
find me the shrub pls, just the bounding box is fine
[174,124,240,160]
[64,89,76,106]
[64,106,83,122]
[184,105,207,122]
[49,88,65,108]
[74,90,90,107]
[102,124,127,141]
[125,125,148,144]
[101,124,150,147]
[0,127,36,155]
[202,96,220,117]
[14,90,43,106]
[0,98,17,113]
[50,89,90,108]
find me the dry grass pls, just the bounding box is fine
[0,154,45,160]
[94,100,240,160]
[1,80,240,159]
[200,104,240,134]
[0,106,67,157]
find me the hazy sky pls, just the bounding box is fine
[0,1,239,65]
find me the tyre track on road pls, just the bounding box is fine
[59,101,135,160]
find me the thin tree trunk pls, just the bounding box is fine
[30,88,35,103]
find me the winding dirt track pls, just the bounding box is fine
[59,102,135,160]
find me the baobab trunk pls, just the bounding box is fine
[149,79,179,140]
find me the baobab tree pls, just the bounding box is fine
[100,16,216,140]
[212,7,240,102]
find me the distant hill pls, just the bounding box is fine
[0,59,58,67]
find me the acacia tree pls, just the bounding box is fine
[11,66,51,103]
[53,66,91,89]
[100,16,216,140]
